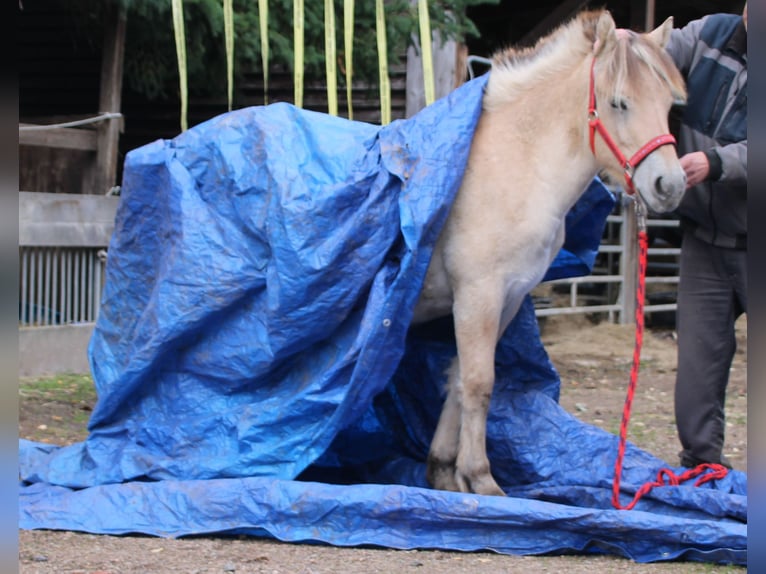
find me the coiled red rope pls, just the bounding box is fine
[610,204,729,510]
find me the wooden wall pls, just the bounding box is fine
[18,1,101,195]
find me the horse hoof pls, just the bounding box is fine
[426,459,460,492]
[461,473,506,497]
[475,481,506,497]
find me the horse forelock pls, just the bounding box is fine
[485,10,602,108]
[601,31,687,105]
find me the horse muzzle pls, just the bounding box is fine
[634,159,687,214]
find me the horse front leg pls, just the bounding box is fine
[453,333,505,495]
[450,283,506,496]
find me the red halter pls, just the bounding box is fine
[587,58,677,195]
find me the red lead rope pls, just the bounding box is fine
[610,206,729,510]
[586,56,727,508]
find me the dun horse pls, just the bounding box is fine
[412,9,687,496]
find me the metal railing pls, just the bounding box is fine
[19,246,106,326]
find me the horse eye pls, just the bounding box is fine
[610,98,628,111]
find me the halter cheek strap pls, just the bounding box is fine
[587,58,676,195]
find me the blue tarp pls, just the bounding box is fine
[19,76,746,565]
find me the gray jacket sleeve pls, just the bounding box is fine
[665,15,747,186]
[715,139,747,185]
[665,18,708,75]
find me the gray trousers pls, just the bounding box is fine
[674,231,747,465]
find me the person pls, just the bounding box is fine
[664,4,747,469]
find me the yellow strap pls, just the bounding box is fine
[375,0,391,125]
[171,0,188,131]
[324,0,338,116]
[294,0,304,108]
[223,0,234,111]
[258,0,269,104]
[343,0,354,119]
[417,0,434,106]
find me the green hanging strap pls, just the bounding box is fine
[293,0,304,108]
[375,0,391,125]
[343,0,354,119]
[258,0,269,104]
[324,0,338,116]
[171,0,188,131]
[223,0,234,111]
[418,0,435,106]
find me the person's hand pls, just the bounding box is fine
[679,151,710,188]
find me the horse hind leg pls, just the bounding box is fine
[426,359,462,492]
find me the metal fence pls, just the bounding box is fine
[19,246,106,327]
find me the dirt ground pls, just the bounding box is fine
[18,315,748,573]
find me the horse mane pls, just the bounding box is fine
[484,9,686,110]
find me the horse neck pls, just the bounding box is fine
[483,55,601,218]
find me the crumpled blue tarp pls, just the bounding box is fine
[18,75,746,565]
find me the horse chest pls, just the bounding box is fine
[412,252,453,325]
[411,214,565,326]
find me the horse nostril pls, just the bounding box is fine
[654,176,667,197]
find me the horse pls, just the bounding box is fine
[411,9,687,496]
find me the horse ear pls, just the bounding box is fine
[594,11,617,56]
[646,16,674,48]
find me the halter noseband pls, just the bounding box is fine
[587,57,676,195]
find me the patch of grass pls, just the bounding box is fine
[19,373,96,404]
[19,373,97,445]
